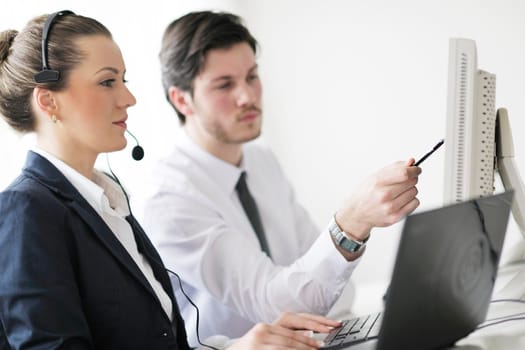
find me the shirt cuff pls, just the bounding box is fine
[297,222,361,291]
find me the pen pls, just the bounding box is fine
[414,139,445,166]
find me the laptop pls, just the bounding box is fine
[321,191,514,350]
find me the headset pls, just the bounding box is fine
[33,10,144,161]
[33,10,74,83]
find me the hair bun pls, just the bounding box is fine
[0,30,18,63]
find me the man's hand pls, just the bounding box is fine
[227,312,340,349]
[336,158,421,241]
[273,312,342,333]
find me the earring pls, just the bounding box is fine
[52,115,57,123]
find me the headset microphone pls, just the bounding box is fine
[125,129,144,161]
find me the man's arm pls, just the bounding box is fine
[334,159,421,243]
[144,185,358,324]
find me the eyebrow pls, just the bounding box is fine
[94,67,124,75]
[210,64,258,83]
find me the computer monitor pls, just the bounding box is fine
[444,37,525,237]
[444,38,496,204]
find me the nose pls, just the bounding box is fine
[236,82,256,107]
[120,84,137,108]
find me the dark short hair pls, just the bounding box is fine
[0,13,111,133]
[159,11,258,124]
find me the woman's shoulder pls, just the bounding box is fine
[0,172,68,215]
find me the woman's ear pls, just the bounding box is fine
[33,87,57,117]
[168,86,194,116]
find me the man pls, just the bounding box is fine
[142,11,421,346]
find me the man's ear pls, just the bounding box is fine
[33,87,57,117]
[168,86,194,116]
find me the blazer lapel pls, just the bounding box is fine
[22,151,161,304]
[67,201,160,297]
[126,216,175,298]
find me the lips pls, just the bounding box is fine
[239,109,261,122]
[113,117,127,129]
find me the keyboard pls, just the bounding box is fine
[321,312,382,349]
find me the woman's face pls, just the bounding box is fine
[51,35,136,159]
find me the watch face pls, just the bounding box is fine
[341,238,362,252]
[334,230,364,253]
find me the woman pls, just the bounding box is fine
[0,11,339,350]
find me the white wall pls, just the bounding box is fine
[1,0,524,314]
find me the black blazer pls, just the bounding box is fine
[0,152,191,350]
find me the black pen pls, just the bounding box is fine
[414,139,444,166]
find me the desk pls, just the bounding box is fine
[451,262,525,350]
[329,302,525,350]
[327,262,525,350]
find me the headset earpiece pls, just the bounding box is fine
[33,10,75,83]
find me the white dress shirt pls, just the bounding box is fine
[141,131,358,346]
[32,148,173,321]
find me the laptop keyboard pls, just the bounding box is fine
[321,312,382,349]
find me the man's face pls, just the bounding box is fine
[186,42,262,144]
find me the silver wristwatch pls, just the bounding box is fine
[328,215,369,253]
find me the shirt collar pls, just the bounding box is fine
[31,147,130,217]
[92,170,130,217]
[176,130,244,194]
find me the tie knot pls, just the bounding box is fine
[236,171,248,191]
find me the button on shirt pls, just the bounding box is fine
[32,148,173,321]
[142,131,359,345]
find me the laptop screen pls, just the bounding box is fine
[377,191,513,350]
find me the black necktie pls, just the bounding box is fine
[235,172,271,257]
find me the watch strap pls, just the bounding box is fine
[328,215,369,253]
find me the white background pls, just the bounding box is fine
[1,0,524,315]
